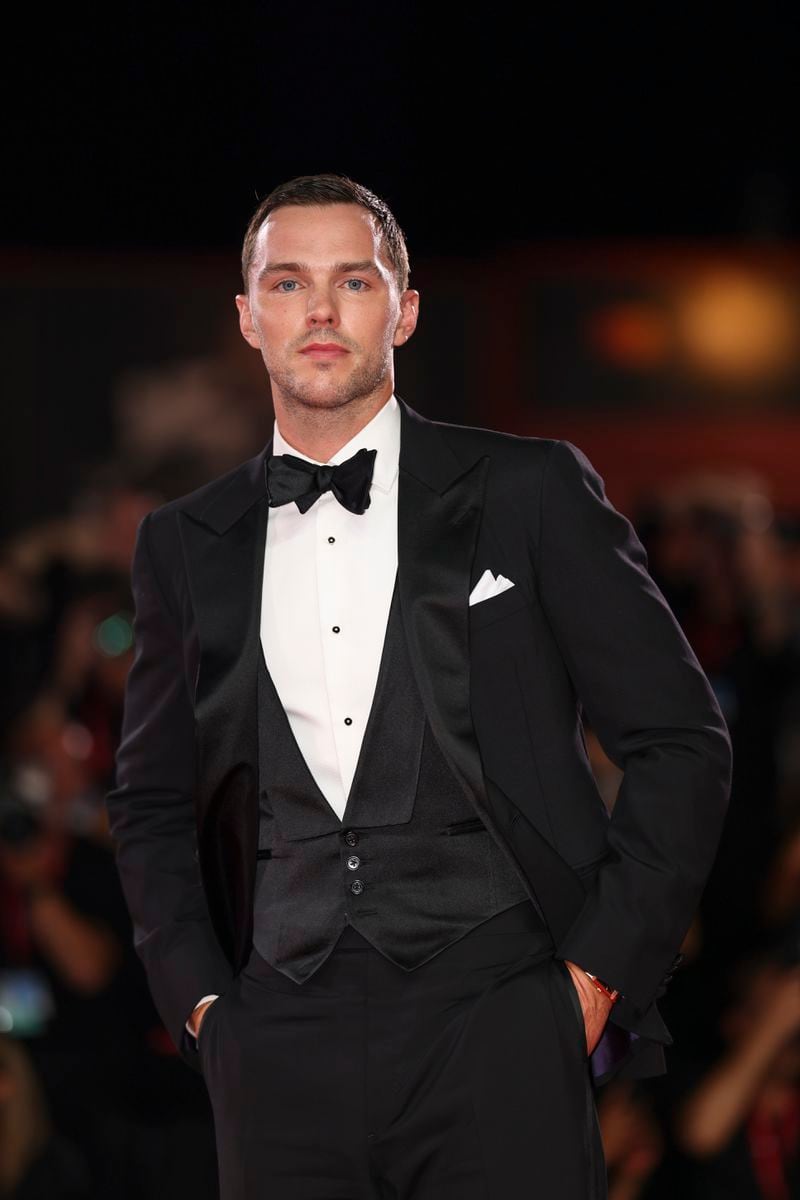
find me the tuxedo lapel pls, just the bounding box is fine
[177,445,271,963]
[396,404,614,953]
[395,396,492,820]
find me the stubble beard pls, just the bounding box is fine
[263,334,395,417]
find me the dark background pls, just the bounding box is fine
[4,4,798,255]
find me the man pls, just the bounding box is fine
[106,174,732,1199]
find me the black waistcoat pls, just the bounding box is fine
[253,571,531,984]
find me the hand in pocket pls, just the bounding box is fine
[560,960,614,1056]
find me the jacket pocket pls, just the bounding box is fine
[555,959,588,1057]
[469,587,534,632]
[441,817,488,836]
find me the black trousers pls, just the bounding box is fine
[198,899,607,1199]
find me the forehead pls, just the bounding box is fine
[252,203,384,269]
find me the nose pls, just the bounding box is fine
[306,284,339,328]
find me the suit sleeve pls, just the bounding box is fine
[536,439,732,1014]
[105,511,235,1067]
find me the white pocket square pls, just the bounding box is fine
[469,569,516,606]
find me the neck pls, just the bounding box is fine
[272,386,393,463]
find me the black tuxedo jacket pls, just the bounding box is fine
[106,393,732,1077]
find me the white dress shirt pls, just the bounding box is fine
[187,393,400,1041]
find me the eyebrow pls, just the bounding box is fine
[257,260,383,282]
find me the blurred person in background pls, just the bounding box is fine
[0,469,158,741]
[597,1080,664,1199]
[0,498,222,1197]
[0,709,216,1194]
[609,486,800,1199]
[0,1033,91,1200]
[675,948,800,1198]
[0,638,165,1188]
[639,483,800,970]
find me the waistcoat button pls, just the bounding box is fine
[350,879,364,895]
[346,855,360,870]
[344,830,359,846]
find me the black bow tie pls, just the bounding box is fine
[265,446,378,515]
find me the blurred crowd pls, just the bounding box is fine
[1,404,799,1198]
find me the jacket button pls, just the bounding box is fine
[346,855,360,870]
[344,831,359,846]
[350,879,364,895]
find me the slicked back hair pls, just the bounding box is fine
[241,173,410,295]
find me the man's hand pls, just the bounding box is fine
[188,997,217,1039]
[563,960,615,1055]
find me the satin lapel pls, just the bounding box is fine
[177,443,271,964]
[396,399,589,939]
[396,395,491,819]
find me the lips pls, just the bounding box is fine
[300,344,349,357]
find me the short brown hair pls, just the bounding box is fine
[241,173,410,294]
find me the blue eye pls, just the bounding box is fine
[276,280,299,292]
[344,279,367,291]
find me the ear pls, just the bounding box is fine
[235,293,261,350]
[393,288,420,347]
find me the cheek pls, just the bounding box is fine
[253,310,294,350]
[356,311,396,351]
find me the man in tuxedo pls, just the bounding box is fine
[106,173,732,1199]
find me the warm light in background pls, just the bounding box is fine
[586,269,800,387]
[675,270,798,384]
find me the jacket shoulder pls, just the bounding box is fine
[433,413,560,482]
[439,421,612,502]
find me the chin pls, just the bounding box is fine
[272,359,389,410]
[286,384,355,410]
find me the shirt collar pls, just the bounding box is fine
[271,393,400,494]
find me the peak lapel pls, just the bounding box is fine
[395,395,491,820]
[177,441,272,964]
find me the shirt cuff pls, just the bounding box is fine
[185,994,220,1039]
